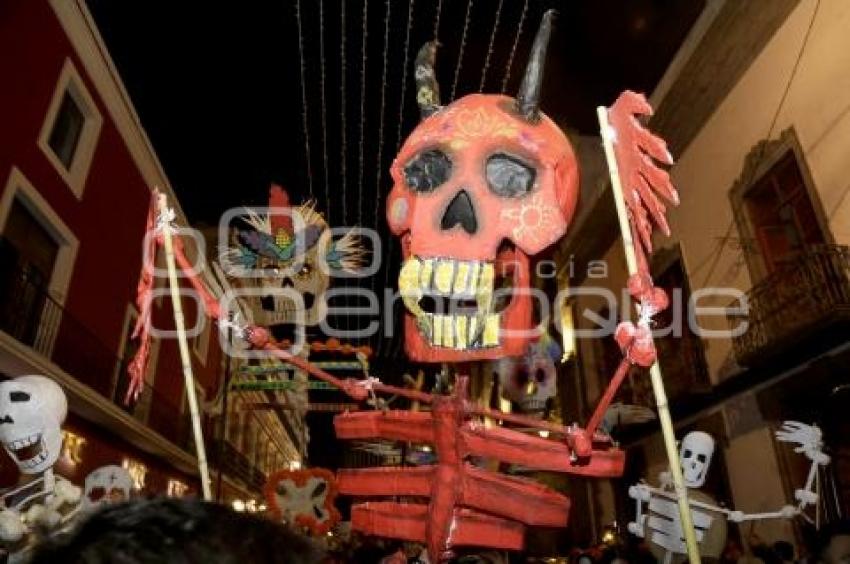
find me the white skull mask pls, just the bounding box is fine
[83,465,132,510]
[680,431,714,488]
[0,376,67,475]
[257,238,329,328]
[227,186,362,333]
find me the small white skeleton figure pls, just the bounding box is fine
[628,423,830,563]
[82,465,133,511]
[0,376,81,546]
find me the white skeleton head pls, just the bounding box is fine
[680,431,714,488]
[0,376,67,475]
[83,465,132,510]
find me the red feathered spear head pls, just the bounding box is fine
[607,91,679,276]
[268,183,294,236]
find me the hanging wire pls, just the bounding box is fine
[372,0,392,357]
[379,0,416,359]
[339,0,348,224]
[450,0,475,101]
[340,0,352,334]
[372,0,391,227]
[395,0,415,152]
[318,0,331,217]
[433,0,443,41]
[698,0,822,288]
[500,0,529,94]
[357,0,369,228]
[478,0,505,92]
[295,0,314,198]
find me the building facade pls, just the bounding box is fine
[557,0,849,552]
[0,0,300,505]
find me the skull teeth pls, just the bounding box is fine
[5,434,44,465]
[399,257,499,350]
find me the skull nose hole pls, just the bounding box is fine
[281,278,294,288]
[441,190,478,234]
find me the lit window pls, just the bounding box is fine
[167,479,188,498]
[121,458,148,490]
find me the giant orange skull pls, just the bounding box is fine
[386,11,579,362]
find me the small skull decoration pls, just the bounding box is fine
[225,184,363,331]
[0,376,67,475]
[264,467,340,536]
[82,465,133,511]
[498,332,561,414]
[388,11,579,362]
[680,431,715,489]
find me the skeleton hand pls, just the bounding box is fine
[53,480,82,507]
[628,517,646,537]
[728,510,745,523]
[24,504,61,530]
[776,421,830,464]
[628,483,651,502]
[658,470,673,490]
[795,488,818,508]
[780,505,798,518]
[0,509,26,542]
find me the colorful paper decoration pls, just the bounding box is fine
[264,467,341,536]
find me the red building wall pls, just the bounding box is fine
[0,0,226,484]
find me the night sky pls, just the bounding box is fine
[87,0,705,363]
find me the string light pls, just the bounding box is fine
[339,0,348,224]
[319,0,331,218]
[479,0,505,92]
[372,0,392,227]
[501,0,529,94]
[450,0,475,101]
[357,0,369,227]
[382,0,416,358]
[294,0,314,199]
[433,0,443,41]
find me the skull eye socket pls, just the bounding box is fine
[697,454,707,463]
[486,153,536,197]
[9,391,30,402]
[683,449,692,458]
[296,262,313,279]
[404,149,452,193]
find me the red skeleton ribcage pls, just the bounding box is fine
[335,377,625,559]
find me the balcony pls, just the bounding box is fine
[728,244,850,366]
[0,265,193,451]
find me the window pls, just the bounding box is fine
[37,59,103,198]
[48,92,86,169]
[731,129,830,281]
[0,168,79,355]
[0,200,59,348]
[744,151,826,273]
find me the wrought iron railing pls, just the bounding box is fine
[0,265,193,450]
[0,265,286,484]
[728,244,850,365]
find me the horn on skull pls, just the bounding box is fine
[415,42,441,119]
[515,9,556,123]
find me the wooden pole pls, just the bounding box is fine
[597,106,701,563]
[157,192,213,501]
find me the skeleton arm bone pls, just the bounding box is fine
[642,484,799,522]
[627,483,650,537]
